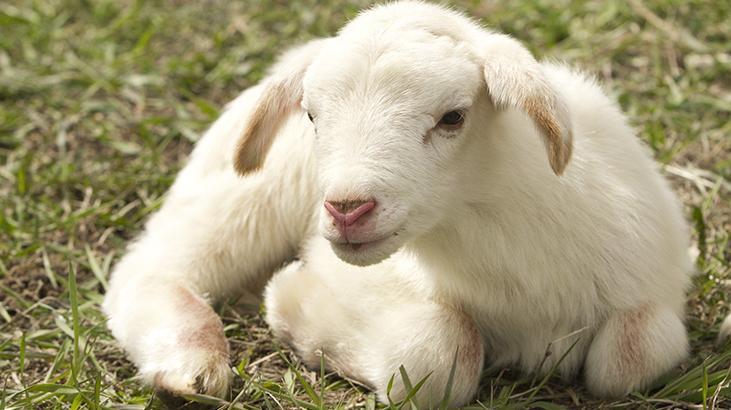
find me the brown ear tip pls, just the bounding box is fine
[234,165,260,177]
[552,162,568,176]
[550,150,571,176]
[549,141,573,176]
[233,157,261,176]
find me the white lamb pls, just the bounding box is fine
[103,1,715,407]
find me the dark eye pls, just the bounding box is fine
[438,110,464,129]
[307,112,314,122]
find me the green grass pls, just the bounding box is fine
[1,0,729,408]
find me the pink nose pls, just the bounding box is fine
[324,199,376,226]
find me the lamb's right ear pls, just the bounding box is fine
[481,34,573,175]
[234,40,328,175]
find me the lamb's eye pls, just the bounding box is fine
[307,112,314,122]
[438,111,464,129]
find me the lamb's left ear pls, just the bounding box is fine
[234,39,329,175]
[482,34,573,175]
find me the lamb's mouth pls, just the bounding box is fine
[330,233,394,252]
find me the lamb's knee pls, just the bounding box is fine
[584,304,688,397]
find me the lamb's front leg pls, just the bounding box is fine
[584,303,688,397]
[104,170,317,396]
[104,87,318,396]
[264,244,484,407]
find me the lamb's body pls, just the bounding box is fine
[104,2,699,406]
[265,63,692,402]
[412,64,693,373]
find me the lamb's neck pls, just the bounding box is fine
[407,202,498,283]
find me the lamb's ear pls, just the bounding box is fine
[234,40,328,175]
[482,34,573,175]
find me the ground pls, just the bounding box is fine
[0,0,729,408]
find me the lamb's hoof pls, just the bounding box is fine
[151,355,231,409]
[148,352,231,397]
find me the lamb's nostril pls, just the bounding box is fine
[324,199,376,226]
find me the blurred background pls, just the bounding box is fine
[1,0,729,408]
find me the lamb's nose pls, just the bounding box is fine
[324,199,376,226]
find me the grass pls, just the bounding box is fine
[0,0,729,408]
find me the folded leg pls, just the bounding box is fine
[584,303,688,397]
[265,239,484,407]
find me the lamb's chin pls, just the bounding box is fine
[329,235,402,267]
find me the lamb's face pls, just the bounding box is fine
[302,35,483,266]
[233,7,572,265]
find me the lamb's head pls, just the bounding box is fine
[234,2,573,266]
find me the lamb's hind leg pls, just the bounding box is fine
[584,303,688,397]
[264,246,484,408]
